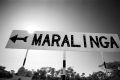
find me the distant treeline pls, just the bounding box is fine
[0,61,120,80]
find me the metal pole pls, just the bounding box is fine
[23,49,29,67]
[62,51,66,80]
[100,52,108,75]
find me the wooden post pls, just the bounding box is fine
[100,52,108,75]
[23,49,29,67]
[62,51,66,80]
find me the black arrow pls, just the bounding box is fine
[10,34,28,43]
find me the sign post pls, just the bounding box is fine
[100,52,108,75]
[6,30,120,52]
[5,30,120,79]
[62,51,66,80]
[23,49,29,67]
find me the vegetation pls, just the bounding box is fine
[0,61,120,80]
[0,66,13,78]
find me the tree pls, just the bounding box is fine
[0,65,12,78]
[67,67,75,78]
[81,73,85,77]
[39,68,47,80]
[17,66,33,77]
[26,70,33,77]
[75,73,80,80]
[0,66,5,71]
[17,66,26,76]
[99,61,120,79]
[32,72,40,80]
[90,72,99,80]
[50,67,55,77]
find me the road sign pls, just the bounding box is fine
[6,30,120,52]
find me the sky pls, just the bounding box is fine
[0,0,120,76]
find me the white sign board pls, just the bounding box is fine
[6,30,120,52]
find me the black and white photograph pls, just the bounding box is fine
[0,0,120,80]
